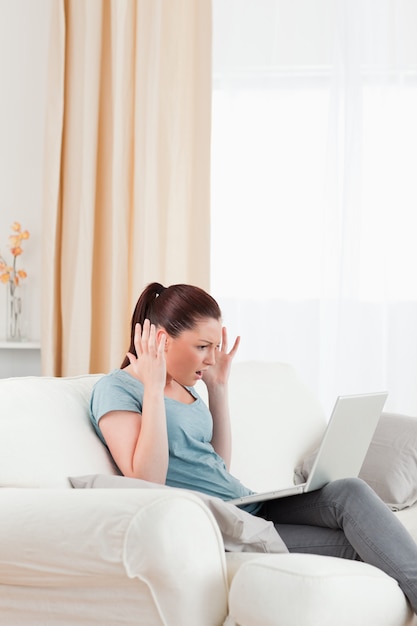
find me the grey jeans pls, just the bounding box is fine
[256,478,417,614]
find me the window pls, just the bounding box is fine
[211,0,417,413]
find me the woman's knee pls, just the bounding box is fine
[323,477,375,503]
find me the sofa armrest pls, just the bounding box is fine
[0,488,228,626]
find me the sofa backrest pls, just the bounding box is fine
[0,374,118,488]
[1,362,326,492]
[226,361,327,493]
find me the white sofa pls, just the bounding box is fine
[1,361,417,626]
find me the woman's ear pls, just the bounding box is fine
[156,328,169,350]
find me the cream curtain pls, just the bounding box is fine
[42,0,212,376]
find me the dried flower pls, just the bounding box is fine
[0,222,30,295]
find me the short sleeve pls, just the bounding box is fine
[90,370,144,428]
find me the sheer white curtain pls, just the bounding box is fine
[211,0,417,414]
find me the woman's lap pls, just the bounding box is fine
[272,522,359,559]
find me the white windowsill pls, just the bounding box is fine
[0,341,41,350]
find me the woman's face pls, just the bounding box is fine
[163,317,222,386]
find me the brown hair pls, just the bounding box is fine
[121,282,222,368]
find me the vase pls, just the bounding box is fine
[6,284,25,342]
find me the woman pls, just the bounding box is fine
[90,281,417,614]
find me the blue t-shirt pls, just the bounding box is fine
[90,369,259,512]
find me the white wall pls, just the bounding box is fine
[0,0,52,343]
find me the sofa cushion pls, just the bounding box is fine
[70,473,288,554]
[223,361,327,494]
[226,553,413,626]
[0,375,118,488]
[296,412,417,511]
[359,413,417,510]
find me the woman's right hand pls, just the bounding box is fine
[100,320,169,482]
[126,319,167,391]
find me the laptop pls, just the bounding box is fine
[227,391,388,506]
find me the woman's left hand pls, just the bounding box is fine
[202,327,240,388]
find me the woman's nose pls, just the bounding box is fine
[204,349,216,365]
